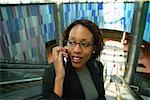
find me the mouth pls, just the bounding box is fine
[72,56,82,63]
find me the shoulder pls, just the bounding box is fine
[43,64,55,80]
[87,60,104,69]
[87,60,104,74]
[93,61,104,75]
[45,64,55,73]
[94,61,104,70]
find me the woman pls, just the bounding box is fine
[43,19,106,99]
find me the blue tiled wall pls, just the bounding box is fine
[62,3,104,30]
[61,2,150,43]
[61,2,134,33]
[143,3,150,43]
[0,2,150,64]
[0,4,56,63]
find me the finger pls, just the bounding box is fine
[52,46,62,59]
[61,50,68,58]
[60,47,68,57]
[64,46,69,51]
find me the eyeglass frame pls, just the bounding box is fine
[64,40,93,49]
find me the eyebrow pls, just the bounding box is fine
[68,37,91,42]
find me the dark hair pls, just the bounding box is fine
[63,19,104,60]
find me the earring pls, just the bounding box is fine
[93,51,95,54]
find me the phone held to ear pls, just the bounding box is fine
[62,49,70,68]
[62,55,71,68]
[63,56,68,67]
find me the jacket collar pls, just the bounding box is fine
[63,61,102,99]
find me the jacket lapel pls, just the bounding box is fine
[63,66,85,99]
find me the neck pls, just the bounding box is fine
[75,65,87,72]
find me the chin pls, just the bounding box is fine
[72,63,82,69]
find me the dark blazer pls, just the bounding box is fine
[42,61,106,100]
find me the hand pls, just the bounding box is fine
[52,46,68,79]
[52,46,68,96]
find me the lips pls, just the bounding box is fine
[72,56,82,63]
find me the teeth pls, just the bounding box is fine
[74,57,80,60]
[73,57,81,63]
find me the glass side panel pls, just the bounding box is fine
[0,63,50,83]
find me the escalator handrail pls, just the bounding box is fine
[118,76,144,100]
[0,77,42,85]
[0,62,52,69]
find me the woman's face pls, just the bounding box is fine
[67,24,94,70]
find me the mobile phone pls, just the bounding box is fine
[62,50,71,67]
[63,56,68,67]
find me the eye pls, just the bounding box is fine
[68,41,76,45]
[81,42,90,47]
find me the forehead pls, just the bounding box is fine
[69,24,93,41]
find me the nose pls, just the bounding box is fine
[73,44,82,53]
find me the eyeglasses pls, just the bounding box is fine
[67,40,93,49]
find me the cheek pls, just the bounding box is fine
[66,48,72,57]
[67,47,93,61]
[84,51,92,60]
[83,50,93,61]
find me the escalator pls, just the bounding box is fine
[0,61,148,100]
[0,62,50,100]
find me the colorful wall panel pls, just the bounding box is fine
[143,3,150,43]
[61,2,134,33]
[0,2,149,64]
[0,4,57,63]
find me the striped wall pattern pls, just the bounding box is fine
[0,4,56,63]
[0,2,150,64]
[61,2,134,33]
[143,3,150,43]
